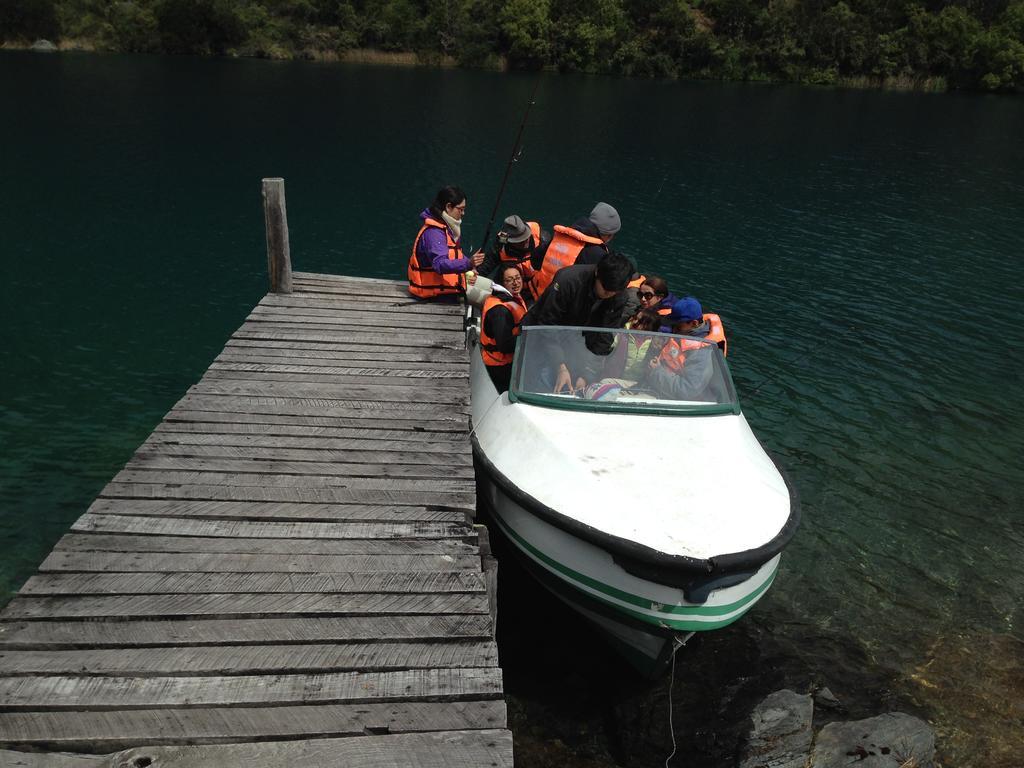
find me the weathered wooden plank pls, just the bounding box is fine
[163,409,468,432]
[259,292,464,314]
[197,372,468,392]
[237,322,460,340]
[0,668,503,709]
[250,302,461,322]
[0,701,507,750]
[201,369,468,388]
[208,360,468,378]
[2,592,488,620]
[232,322,463,347]
[36,551,480,574]
[229,333,466,354]
[171,394,470,418]
[52,534,476,557]
[144,432,472,453]
[247,309,463,332]
[294,271,407,289]
[133,444,471,468]
[152,420,468,440]
[233,324,464,345]
[0,615,494,649]
[0,640,498,676]
[19,571,485,597]
[96,482,476,509]
[84,499,468,523]
[225,337,469,361]
[0,750,105,767]
[187,380,471,405]
[213,352,468,372]
[285,288,439,306]
[262,296,461,316]
[175,392,468,413]
[123,455,476,480]
[222,340,469,363]
[0,731,513,768]
[69,515,471,541]
[106,470,474,494]
[106,730,514,768]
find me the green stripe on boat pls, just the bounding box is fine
[491,513,777,627]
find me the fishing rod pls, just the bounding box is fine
[477,72,544,256]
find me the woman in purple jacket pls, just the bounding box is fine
[407,186,485,300]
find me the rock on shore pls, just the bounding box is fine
[739,690,936,768]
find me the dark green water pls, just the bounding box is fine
[2,51,1023,765]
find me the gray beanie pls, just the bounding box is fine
[500,214,532,244]
[589,202,621,236]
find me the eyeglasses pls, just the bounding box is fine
[453,204,467,212]
[638,291,657,300]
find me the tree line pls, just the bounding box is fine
[2,0,1022,91]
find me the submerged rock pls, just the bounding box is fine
[739,689,814,768]
[813,686,846,713]
[811,712,936,768]
[31,40,57,52]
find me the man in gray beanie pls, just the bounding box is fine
[588,202,621,241]
[526,201,625,301]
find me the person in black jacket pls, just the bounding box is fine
[520,252,633,394]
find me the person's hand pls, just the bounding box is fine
[554,364,573,394]
[574,377,587,393]
[471,250,485,267]
[649,356,661,369]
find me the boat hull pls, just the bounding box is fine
[476,459,781,675]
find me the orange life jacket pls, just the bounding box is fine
[527,224,604,301]
[408,216,465,299]
[657,336,708,373]
[658,314,728,372]
[498,221,541,283]
[703,313,727,357]
[628,274,646,290]
[480,294,528,367]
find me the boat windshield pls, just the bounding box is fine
[509,325,740,415]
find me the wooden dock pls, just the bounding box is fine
[0,272,512,766]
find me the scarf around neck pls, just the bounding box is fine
[440,210,462,241]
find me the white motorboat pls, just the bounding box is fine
[467,318,799,675]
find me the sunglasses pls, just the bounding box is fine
[638,291,657,300]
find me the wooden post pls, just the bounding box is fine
[262,177,293,294]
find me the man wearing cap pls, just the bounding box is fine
[647,297,715,401]
[526,202,622,302]
[479,214,545,297]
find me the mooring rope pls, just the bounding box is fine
[664,641,680,767]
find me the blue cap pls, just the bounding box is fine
[667,297,703,323]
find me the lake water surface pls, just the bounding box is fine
[2,51,1022,765]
